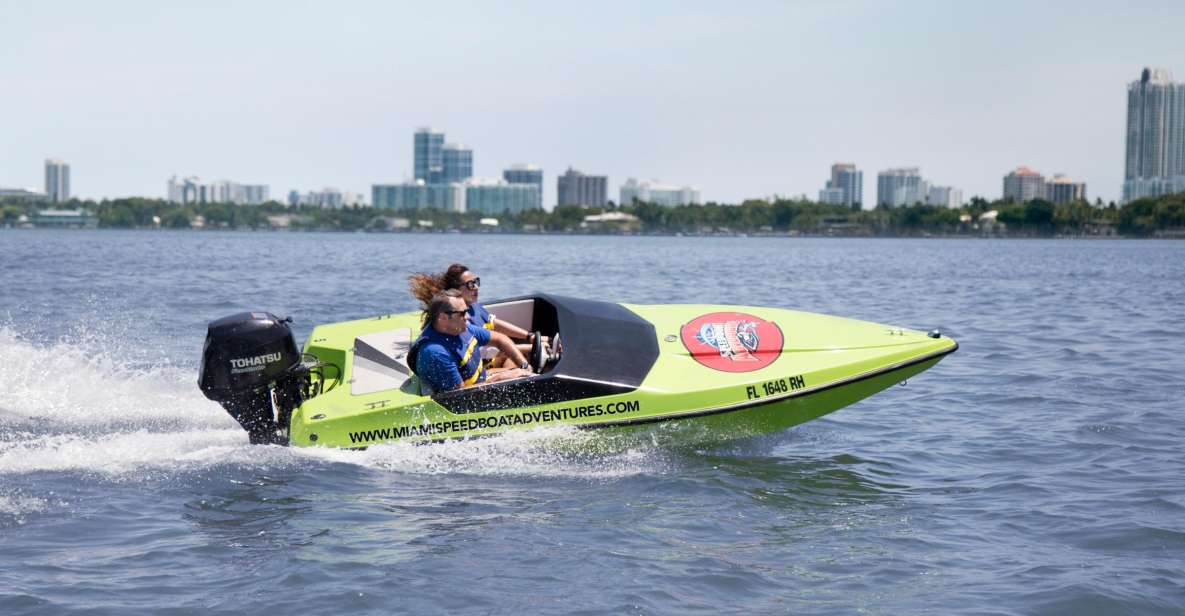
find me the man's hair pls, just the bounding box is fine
[423,288,463,328]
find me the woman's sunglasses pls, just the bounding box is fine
[461,278,481,290]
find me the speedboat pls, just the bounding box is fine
[198,294,956,447]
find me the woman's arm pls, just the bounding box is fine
[493,318,530,341]
[482,332,533,383]
[488,330,528,367]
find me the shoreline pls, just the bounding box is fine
[2,225,1174,240]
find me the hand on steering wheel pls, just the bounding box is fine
[530,331,545,373]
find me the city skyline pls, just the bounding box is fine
[373,127,543,213]
[3,2,1184,206]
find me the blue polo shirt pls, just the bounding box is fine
[414,323,491,393]
[467,302,495,330]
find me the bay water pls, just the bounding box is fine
[1,230,1182,614]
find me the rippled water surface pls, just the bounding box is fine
[1,230,1183,615]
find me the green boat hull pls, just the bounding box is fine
[286,298,956,448]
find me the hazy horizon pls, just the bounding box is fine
[3,0,1184,207]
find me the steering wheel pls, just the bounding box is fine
[530,331,546,373]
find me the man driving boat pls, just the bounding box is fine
[408,263,544,365]
[410,289,533,394]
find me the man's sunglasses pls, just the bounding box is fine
[461,278,481,290]
[442,309,468,318]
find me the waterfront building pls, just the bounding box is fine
[504,164,542,187]
[504,164,544,209]
[582,211,640,232]
[170,176,197,204]
[167,177,188,202]
[926,186,963,208]
[464,178,541,215]
[167,176,269,205]
[31,209,97,228]
[320,188,343,208]
[1002,167,1046,203]
[414,127,445,183]
[818,187,846,205]
[341,191,367,207]
[288,188,347,208]
[1124,67,1185,202]
[557,167,607,207]
[1123,176,1185,201]
[441,143,473,185]
[45,159,70,203]
[206,181,266,205]
[876,167,927,207]
[818,163,863,207]
[372,180,464,211]
[619,178,701,207]
[237,184,269,204]
[1045,174,1087,204]
[0,187,49,202]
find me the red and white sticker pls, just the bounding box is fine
[679,312,783,373]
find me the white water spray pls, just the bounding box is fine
[0,328,666,483]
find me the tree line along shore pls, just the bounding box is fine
[3,193,1184,237]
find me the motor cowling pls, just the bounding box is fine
[199,312,303,444]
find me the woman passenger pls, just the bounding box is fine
[408,263,540,364]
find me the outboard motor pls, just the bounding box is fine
[199,312,307,444]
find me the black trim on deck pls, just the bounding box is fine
[431,294,660,413]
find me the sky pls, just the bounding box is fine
[3,0,1184,208]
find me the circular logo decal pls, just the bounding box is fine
[680,312,784,373]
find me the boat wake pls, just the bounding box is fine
[0,327,668,498]
[298,427,666,478]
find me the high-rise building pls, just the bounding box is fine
[442,143,473,184]
[503,164,544,210]
[168,176,198,203]
[372,180,464,211]
[1045,174,1087,204]
[557,168,607,207]
[45,159,70,203]
[619,178,701,207]
[0,187,49,201]
[340,191,367,208]
[817,187,845,204]
[236,184,269,205]
[925,186,963,208]
[1124,67,1185,202]
[464,178,541,214]
[877,168,927,207]
[289,187,346,208]
[818,163,863,207]
[1123,176,1185,201]
[1003,167,1046,203]
[414,127,445,183]
[167,176,268,205]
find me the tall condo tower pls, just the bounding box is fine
[1124,67,1185,202]
[556,167,608,207]
[818,163,863,207]
[1002,167,1046,203]
[441,143,473,184]
[45,159,70,202]
[504,164,544,210]
[876,167,926,207]
[414,127,445,183]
